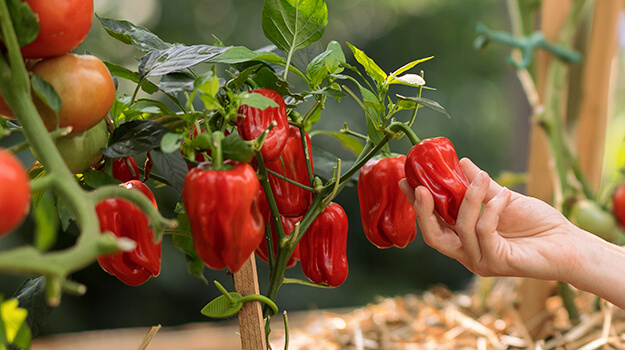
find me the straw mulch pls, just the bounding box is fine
[269,278,625,350]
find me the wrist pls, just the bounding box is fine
[563,227,625,309]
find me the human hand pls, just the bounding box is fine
[399,158,582,283]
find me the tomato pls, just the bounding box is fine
[612,184,625,229]
[0,148,31,236]
[20,0,94,59]
[51,119,108,173]
[570,199,618,242]
[30,53,116,134]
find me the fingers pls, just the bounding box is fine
[459,158,503,202]
[398,179,415,204]
[413,186,468,263]
[455,171,490,264]
[475,187,511,263]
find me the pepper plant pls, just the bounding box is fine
[0,0,457,347]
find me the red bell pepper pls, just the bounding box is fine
[182,162,265,273]
[236,88,289,161]
[111,157,140,182]
[265,125,313,217]
[299,202,349,287]
[404,137,469,225]
[256,215,302,268]
[358,155,416,248]
[96,180,161,286]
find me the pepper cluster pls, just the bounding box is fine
[182,88,350,287]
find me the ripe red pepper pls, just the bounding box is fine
[96,180,161,286]
[404,137,469,225]
[256,215,302,268]
[358,155,416,248]
[182,162,265,273]
[265,125,313,217]
[111,157,140,182]
[237,88,289,161]
[299,203,349,287]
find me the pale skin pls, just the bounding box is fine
[398,157,625,310]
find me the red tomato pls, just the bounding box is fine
[613,185,625,229]
[20,0,94,59]
[0,148,31,236]
[30,53,115,134]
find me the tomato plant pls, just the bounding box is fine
[19,0,94,59]
[0,148,30,236]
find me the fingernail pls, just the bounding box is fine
[495,187,509,200]
[471,171,486,188]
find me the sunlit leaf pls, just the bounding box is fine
[346,42,387,85]
[262,0,328,54]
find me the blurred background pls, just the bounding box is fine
[0,0,537,336]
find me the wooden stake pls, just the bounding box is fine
[575,0,622,190]
[233,255,267,350]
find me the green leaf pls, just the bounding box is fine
[309,86,346,100]
[110,95,133,122]
[12,277,52,339]
[222,134,255,163]
[96,15,171,52]
[103,61,159,94]
[201,293,244,319]
[211,46,285,65]
[124,99,175,120]
[311,131,363,156]
[4,0,39,47]
[158,72,195,94]
[390,56,433,77]
[33,192,58,252]
[311,147,355,182]
[261,0,328,53]
[138,45,231,79]
[103,120,171,158]
[149,149,188,193]
[30,75,61,114]
[172,213,207,284]
[307,41,346,87]
[82,169,121,188]
[0,299,29,347]
[396,94,451,118]
[346,42,387,85]
[195,71,220,110]
[161,132,182,154]
[236,92,279,110]
[0,119,10,140]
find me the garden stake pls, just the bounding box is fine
[233,255,267,350]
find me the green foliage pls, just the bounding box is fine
[2,0,38,47]
[261,0,328,54]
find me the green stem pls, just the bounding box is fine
[387,122,421,145]
[265,168,314,192]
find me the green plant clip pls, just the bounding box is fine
[201,281,279,319]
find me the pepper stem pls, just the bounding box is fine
[387,122,421,145]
